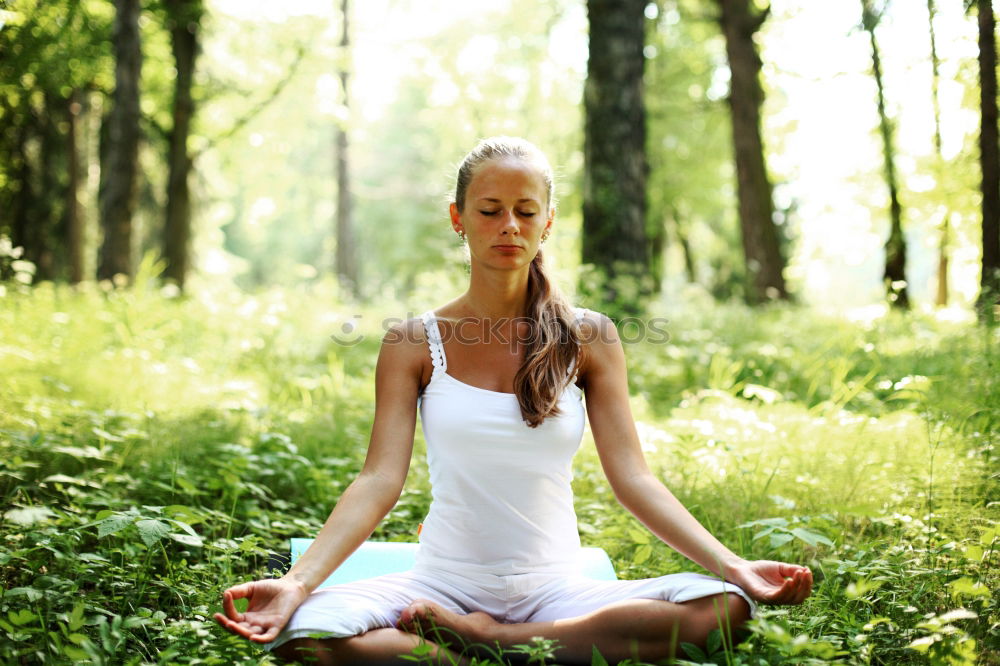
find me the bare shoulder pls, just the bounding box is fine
[574,309,624,382]
[376,316,430,385]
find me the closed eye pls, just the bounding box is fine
[480,210,499,216]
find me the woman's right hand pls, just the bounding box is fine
[213,577,310,643]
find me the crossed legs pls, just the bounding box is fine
[273,593,751,665]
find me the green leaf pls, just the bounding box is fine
[706,627,722,655]
[908,636,936,651]
[938,609,978,622]
[164,505,204,526]
[68,632,89,645]
[5,587,43,602]
[97,513,134,538]
[949,577,990,599]
[963,545,984,561]
[790,527,834,547]
[590,645,609,666]
[135,519,171,547]
[627,528,649,544]
[680,641,707,662]
[167,532,204,547]
[69,602,85,631]
[769,532,795,549]
[91,427,124,442]
[632,544,652,565]
[8,609,37,626]
[4,506,56,525]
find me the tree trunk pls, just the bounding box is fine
[334,0,358,297]
[67,90,84,284]
[163,0,201,290]
[717,0,788,304]
[925,0,949,307]
[98,0,142,284]
[861,0,908,309]
[582,0,649,317]
[32,91,67,282]
[668,205,697,284]
[978,0,1000,318]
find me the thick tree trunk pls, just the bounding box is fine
[67,90,84,284]
[582,0,649,317]
[717,0,787,304]
[98,0,142,284]
[163,0,201,290]
[334,0,358,296]
[861,1,908,309]
[32,91,67,282]
[978,0,1000,318]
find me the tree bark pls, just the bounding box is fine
[926,0,949,307]
[582,0,649,317]
[861,0,908,309]
[334,0,359,297]
[98,0,142,284]
[163,0,201,290]
[978,0,1000,318]
[67,90,84,284]
[717,0,788,304]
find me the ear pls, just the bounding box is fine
[545,207,555,232]
[449,202,462,232]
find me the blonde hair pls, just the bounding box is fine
[454,137,581,427]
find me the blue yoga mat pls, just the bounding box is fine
[290,539,618,589]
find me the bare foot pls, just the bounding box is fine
[397,599,500,648]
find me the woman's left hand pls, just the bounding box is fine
[727,560,813,605]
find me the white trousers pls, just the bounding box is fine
[264,564,756,652]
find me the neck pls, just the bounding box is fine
[461,263,532,320]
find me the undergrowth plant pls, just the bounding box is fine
[0,281,996,664]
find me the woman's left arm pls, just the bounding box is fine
[578,313,812,605]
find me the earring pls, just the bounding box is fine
[457,230,466,242]
[541,230,550,243]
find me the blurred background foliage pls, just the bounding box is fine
[0,0,992,312]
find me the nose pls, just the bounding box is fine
[500,209,518,235]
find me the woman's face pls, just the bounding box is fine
[451,157,553,271]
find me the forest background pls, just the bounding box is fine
[0,0,998,664]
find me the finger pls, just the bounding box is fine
[795,571,814,604]
[250,626,281,643]
[223,589,246,622]
[214,612,253,639]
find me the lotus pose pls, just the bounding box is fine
[214,137,812,665]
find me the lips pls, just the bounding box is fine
[493,244,523,249]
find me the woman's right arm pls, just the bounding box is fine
[214,320,425,642]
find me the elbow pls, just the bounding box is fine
[352,469,406,513]
[610,471,659,513]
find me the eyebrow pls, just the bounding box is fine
[477,198,540,205]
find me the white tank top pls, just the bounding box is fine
[414,308,589,575]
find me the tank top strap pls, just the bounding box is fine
[421,311,448,374]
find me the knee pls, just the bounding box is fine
[689,594,752,647]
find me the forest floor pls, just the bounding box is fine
[0,278,997,665]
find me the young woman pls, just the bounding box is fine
[214,137,813,664]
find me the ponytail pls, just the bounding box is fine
[514,248,581,428]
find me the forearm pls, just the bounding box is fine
[615,473,744,578]
[283,472,400,593]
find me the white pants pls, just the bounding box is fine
[264,564,756,652]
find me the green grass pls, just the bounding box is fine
[0,276,997,664]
